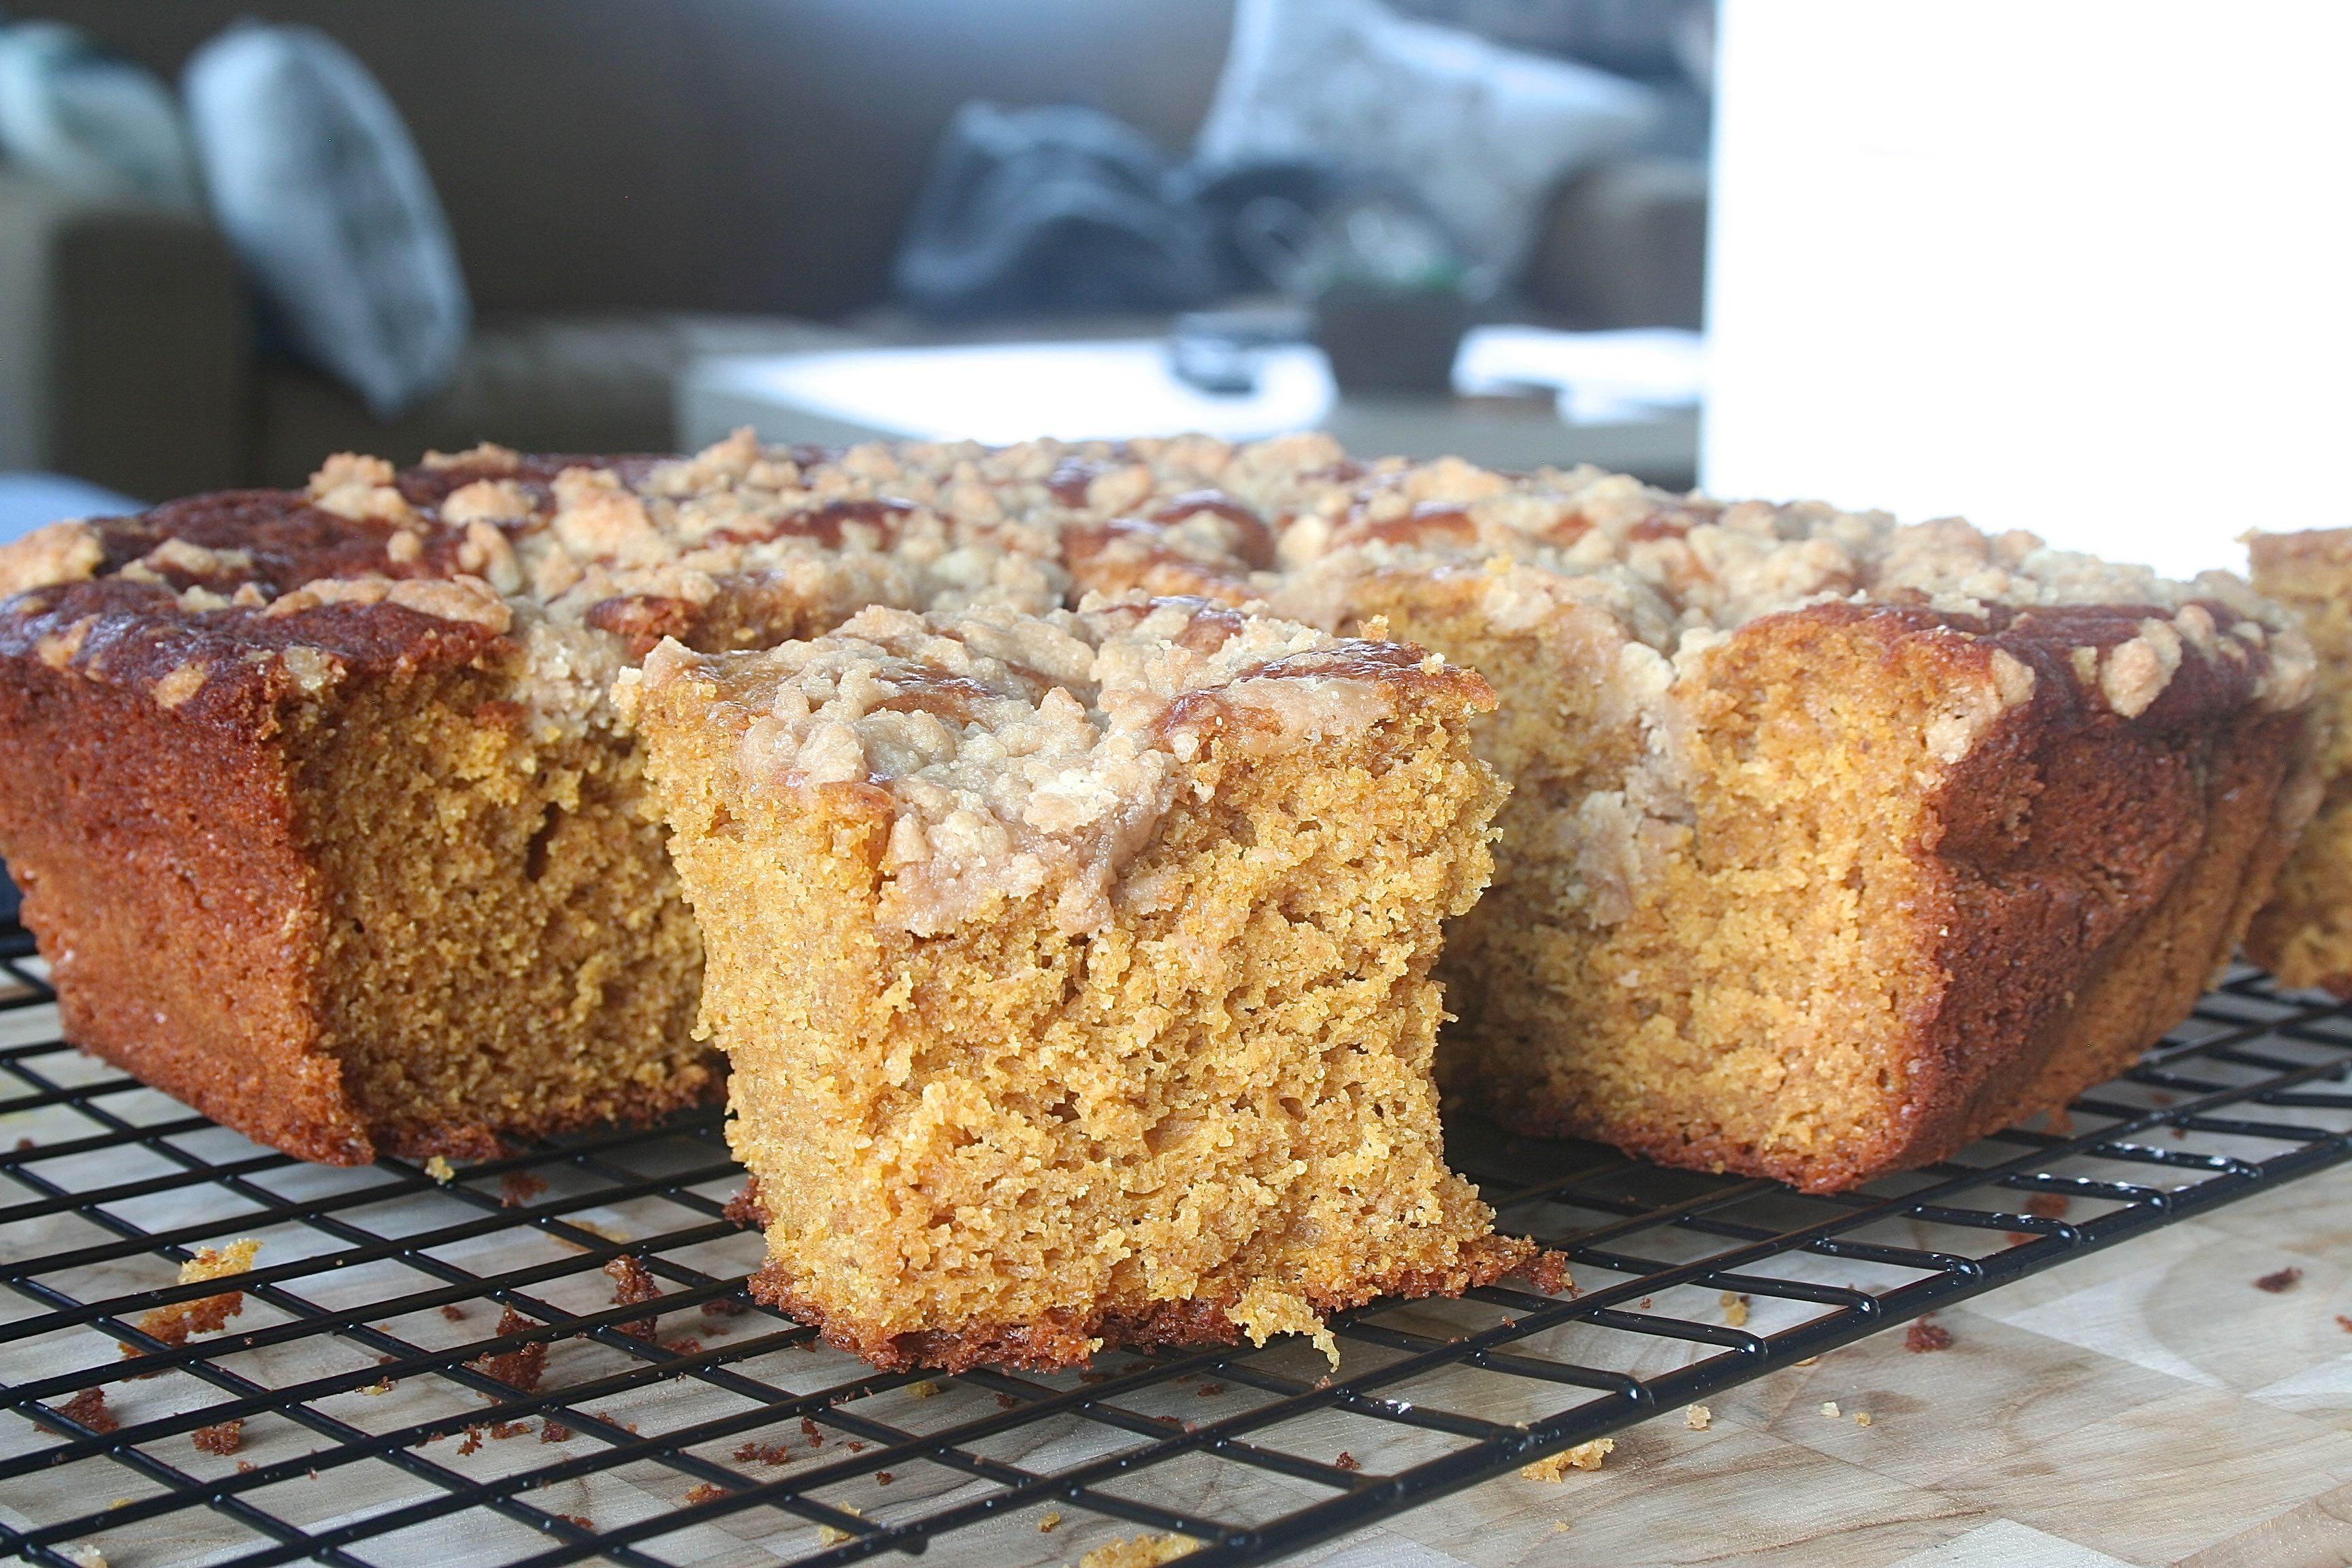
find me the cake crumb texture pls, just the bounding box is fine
[636,596,1529,1369]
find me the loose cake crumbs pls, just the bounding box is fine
[907,1379,943,1399]
[848,1440,866,1452]
[423,1156,455,1183]
[542,1421,572,1443]
[1079,1533,1196,1566]
[2336,1316,2352,1333]
[1720,1292,1750,1328]
[561,1515,593,1531]
[1039,1512,1063,1533]
[701,1297,749,1318]
[129,1239,261,1353]
[1197,1382,1223,1396]
[801,1418,824,1444]
[735,1441,791,1465]
[1855,1412,1874,1427]
[2025,1193,2072,1220]
[457,1428,485,1456]
[440,1305,466,1322]
[470,1307,547,1392]
[685,1483,725,1505]
[1820,1402,1841,1419]
[1685,1405,1711,1431]
[58,1388,116,1433]
[877,1471,894,1484]
[606,1255,662,1337]
[1335,1451,1360,1471]
[1904,1318,1953,1353]
[2256,1267,2304,1293]
[996,1394,1022,1409]
[664,1337,703,1356]
[499,1171,548,1207]
[1519,1437,1612,1480]
[193,1418,242,1454]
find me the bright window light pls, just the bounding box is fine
[1702,1,2352,579]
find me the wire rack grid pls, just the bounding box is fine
[5,915,2352,1568]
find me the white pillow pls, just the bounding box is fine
[0,21,200,212]
[1195,0,1659,280]
[184,24,469,419]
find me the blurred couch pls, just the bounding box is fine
[1,0,1705,501]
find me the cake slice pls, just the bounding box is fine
[2244,529,2352,991]
[626,595,1531,1369]
[1250,446,2317,1190]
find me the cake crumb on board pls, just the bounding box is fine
[1520,1437,1613,1480]
[128,1239,261,1353]
[1684,1405,1711,1431]
[2256,1267,2304,1293]
[1820,1402,1841,1419]
[1079,1533,1196,1567]
[1905,1317,1953,1352]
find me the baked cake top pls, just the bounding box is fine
[624,595,1492,938]
[0,428,2309,738]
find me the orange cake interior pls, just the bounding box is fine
[627,595,1532,1369]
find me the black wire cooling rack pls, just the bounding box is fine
[7,917,2352,1568]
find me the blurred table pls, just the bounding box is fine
[675,342,1698,491]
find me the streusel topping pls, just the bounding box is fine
[627,596,1490,937]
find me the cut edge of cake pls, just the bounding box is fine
[628,595,1542,1369]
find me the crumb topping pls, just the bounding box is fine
[0,520,105,598]
[634,596,1488,938]
[10,430,2305,761]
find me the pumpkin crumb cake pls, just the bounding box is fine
[1246,453,2317,1190]
[623,596,1531,1369]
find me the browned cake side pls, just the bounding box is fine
[0,520,712,1162]
[1254,453,2319,1190]
[632,598,1534,1369]
[2244,528,2352,993]
[1439,601,2308,1190]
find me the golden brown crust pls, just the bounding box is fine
[749,1232,1538,1373]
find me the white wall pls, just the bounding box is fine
[1701,1,2352,579]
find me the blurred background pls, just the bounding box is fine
[0,0,2343,575]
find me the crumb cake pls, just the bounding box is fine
[0,426,2313,1199]
[2244,529,2352,992]
[1247,447,2316,1189]
[625,597,1531,1369]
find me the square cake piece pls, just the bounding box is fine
[2244,528,2352,992]
[626,595,1532,1369]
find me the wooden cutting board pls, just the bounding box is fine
[1302,1160,2352,1568]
